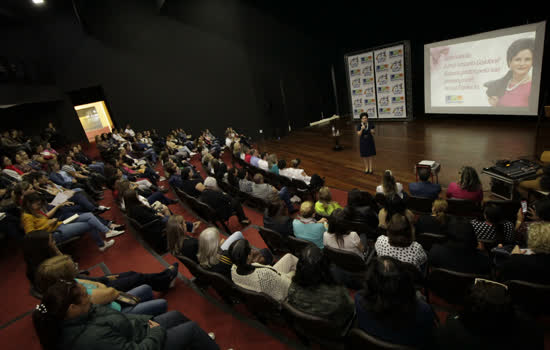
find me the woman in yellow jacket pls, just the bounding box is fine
[315,186,343,217]
[22,193,122,252]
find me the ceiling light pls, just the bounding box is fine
[32,0,45,5]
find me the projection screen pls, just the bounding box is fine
[424,21,546,115]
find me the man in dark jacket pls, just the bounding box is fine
[199,188,249,225]
[409,167,441,200]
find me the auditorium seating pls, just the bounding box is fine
[406,196,434,215]
[416,233,447,252]
[257,226,290,257]
[505,280,550,315]
[426,267,489,306]
[446,198,483,218]
[347,328,418,350]
[125,215,167,254]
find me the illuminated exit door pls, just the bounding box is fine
[74,101,114,142]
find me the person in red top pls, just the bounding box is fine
[446,166,483,203]
[244,149,253,164]
[2,155,26,175]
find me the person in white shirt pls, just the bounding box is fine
[257,152,269,171]
[279,159,311,185]
[124,124,135,137]
[111,129,127,143]
[376,170,404,199]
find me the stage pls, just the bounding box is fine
[260,118,540,196]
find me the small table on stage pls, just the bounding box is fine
[415,161,441,184]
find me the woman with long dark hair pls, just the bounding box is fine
[471,205,514,244]
[345,189,379,227]
[33,280,220,350]
[230,239,298,302]
[286,245,354,328]
[355,256,435,347]
[323,208,367,258]
[429,219,491,274]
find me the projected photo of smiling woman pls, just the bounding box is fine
[484,38,535,107]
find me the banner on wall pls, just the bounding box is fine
[374,45,406,119]
[345,42,409,119]
[347,52,377,119]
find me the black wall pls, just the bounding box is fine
[33,0,335,139]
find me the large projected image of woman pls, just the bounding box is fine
[484,38,535,107]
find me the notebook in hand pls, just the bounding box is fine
[62,214,79,225]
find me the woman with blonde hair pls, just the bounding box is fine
[315,186,343,217]
[267,153,279,174]
[166,215,200,262]
[293,201,327,248]
[415,199,449,235]
[498,199,550,284]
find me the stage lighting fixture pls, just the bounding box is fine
[32,0,45,5]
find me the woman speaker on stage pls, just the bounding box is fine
[357,112,376,174]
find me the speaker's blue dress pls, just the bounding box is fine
[357,122,376,157]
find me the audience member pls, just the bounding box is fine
[21,193,120,252]
[375,213,427,269]
[378,194,415,233]
[355,256,435,347]
[293,201,326,248]
[376,170,404,199]
[517,165,550,199]
[323,208,366,258]
[166,215,200,263]
[434,280,542,350]
[498,220,550,284]
[237,168,253,193]
[415,199,449,235]
[33,280,220,350]
[315,186,343,217]
[230,239,298,302]
[199,184,250,225]
[279,159,311,184]
[263,199,294,238]
[471,205,514,243]
[446,166,483,202]
[409,167,441,199]
[286,245,355,329]
[428,219,491,274]
[345,188,379,227]
[257,152,269,171]
[23,231,178,293]
[36,255,168,316]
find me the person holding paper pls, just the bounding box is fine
[356,112,376,174]
[21,193,123,252]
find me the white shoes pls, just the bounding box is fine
[99,239,115,252]
[106,230,125,238]
[189,152,197,156]
[159,176,166,181]
[98,205,111,211]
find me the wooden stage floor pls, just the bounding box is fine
[259,118,539,195]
